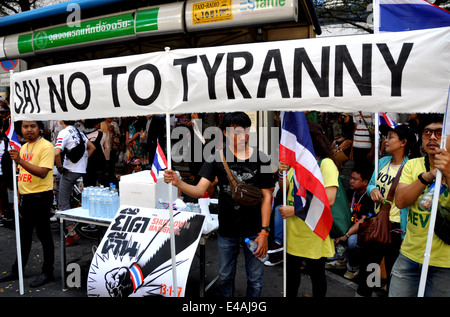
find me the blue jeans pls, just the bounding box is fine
[389,253,450,297]
[347,234,363,271]
[217,235,265,297]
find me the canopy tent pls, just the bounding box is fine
[8,26,450,296]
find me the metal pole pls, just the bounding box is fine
[9,70,24,295]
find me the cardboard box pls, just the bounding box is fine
[119,170,178,208]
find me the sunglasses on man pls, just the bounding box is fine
[422,129,442,139]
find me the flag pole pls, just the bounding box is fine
[279,111,287,297]
[418,87,450,297]
[282,170,287,297]
[375,112,379,199]
[165,112,178,297]
[373,0,380,34]
[9,70,24,295]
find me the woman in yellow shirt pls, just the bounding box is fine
[279,122,337,297]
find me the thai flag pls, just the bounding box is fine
[379,113,398,128]
[5,118,21,151]
[378,0,450,32]
[279,112,332,240]
[150,140,168,183]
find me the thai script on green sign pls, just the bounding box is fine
[17,8,160,54]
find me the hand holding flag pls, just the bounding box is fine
[279,112,332,240]
[150,140,168,183]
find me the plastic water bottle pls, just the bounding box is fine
[88,187,96,216]
[99,190,108,218]
[104,193,111,219]
[114,192,120,216]
[418,182,446,211]
[92,187,100,217]
[82,186,89,209]
[245,238,269,263]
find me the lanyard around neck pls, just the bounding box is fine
[25,136,41,162]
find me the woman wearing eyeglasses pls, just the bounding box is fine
[390,114,450,297]
[355,123,415,297]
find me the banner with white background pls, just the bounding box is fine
[11,26,450,121]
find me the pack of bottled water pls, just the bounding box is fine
[184,202,201,213]
[155,199,201,213]
[83,183,120,219]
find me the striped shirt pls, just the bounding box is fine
[353,112,373,149]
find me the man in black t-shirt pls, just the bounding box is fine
[164,112,274,297]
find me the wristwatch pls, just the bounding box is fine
[418,172,433,185]
[261,226,270,233]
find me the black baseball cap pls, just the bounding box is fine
[380,124,413,139]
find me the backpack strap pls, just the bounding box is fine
[219,149,238,187]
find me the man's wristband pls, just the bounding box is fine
[418,172,433,186]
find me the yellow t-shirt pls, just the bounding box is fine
[376,162,402,223]
[18,137,54,195]
[286,158,336,259]
[399,157,450,268]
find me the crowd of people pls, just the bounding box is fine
[0,105,449,297]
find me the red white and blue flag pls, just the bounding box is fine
[5,118,21,151]
[279,112,332,240]
[378,0,450,32]
[150,140,168,183]
[379,113,398,128]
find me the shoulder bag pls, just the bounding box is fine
[435,204,450,244]
[65,128,86,163]
[358,165,404,245]
[220,149,263,207]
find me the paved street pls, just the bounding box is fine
[0,218,358,299]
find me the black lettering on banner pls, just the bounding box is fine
[377,43,413,97]
[14,82,23,113]
[21,81,32,114]
[14,80,41,114]
[128,64,162,106]
[293,46,330,98]
[257,49,290,98]
[335,44,372,97]
[226,51,253,99]
[199,53,225,100]
[48,74,67,113]
[67,72,91,110]
[27,79,41,113]
[103,66,127,107]
[173,56,198,102]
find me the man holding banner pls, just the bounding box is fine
[164,112,274,297]
[391,114,450,296]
